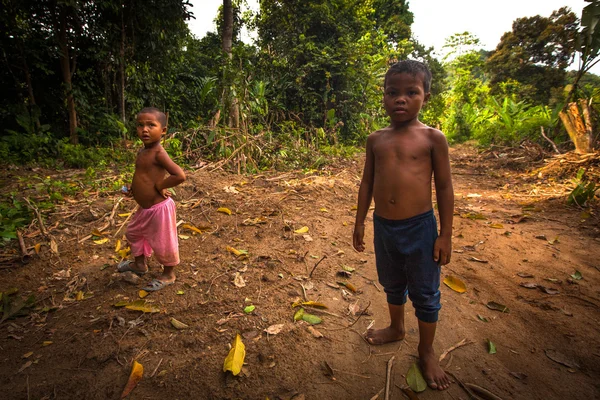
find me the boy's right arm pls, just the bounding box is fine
[353,134,375,252]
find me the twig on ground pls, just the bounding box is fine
[394,385,419,400]
[384,355,395,400]
[369,388,384,400]
[114,205,139,237]
[465,383,505,400]
[309,255,327,278]
[439,338,473,362]
[23,198,47,237]
[445,371,478,400]
[151,358,163,378]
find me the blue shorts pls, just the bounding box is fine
[373,209,441,323]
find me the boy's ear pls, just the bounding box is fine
[161,126,167,135]
[424,92,431,105]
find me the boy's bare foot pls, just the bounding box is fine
[365,326,405,345]
[419,348,450,390]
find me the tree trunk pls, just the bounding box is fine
[221,0,239,128]
[119,4,126,124]
[18,42,41,131]
[559,101,593,153]
[57,9,78,144]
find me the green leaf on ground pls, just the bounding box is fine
[487,339,497,354]
[570,270,583,280]
[406,362,427,392]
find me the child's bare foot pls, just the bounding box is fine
[365,326,405,345]
[419,347,450,390]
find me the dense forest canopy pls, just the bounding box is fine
[0,0,598,169]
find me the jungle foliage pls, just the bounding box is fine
[0,0,598,171]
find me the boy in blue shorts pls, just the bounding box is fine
[353,60,454,390]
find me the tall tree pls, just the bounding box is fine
[485,7,578,105]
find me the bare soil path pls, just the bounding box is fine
[1,145,599,400]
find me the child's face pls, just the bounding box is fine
[136,112,166,146]
[383,72,430,123]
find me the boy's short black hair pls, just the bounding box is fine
[138,107,167,127]
[384,60,432,93]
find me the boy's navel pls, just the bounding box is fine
[389,198,396,204]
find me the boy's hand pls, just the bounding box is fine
[353,224,366,252]
[155,184,172,199]
[433,235,452,265]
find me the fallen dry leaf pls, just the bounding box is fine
[264,324,285,335]
[443,275,467,293]
[120,360,143,398]
[223,334,246,376]
[217,207,232,215]
[308,326,324,338]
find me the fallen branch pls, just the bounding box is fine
[114,205,139,237]
[369,388,384,400]
[540,126,560,154]
[439,338,473,362]
[384,356,395,400]
[23,198,47,237]
[309,255,327,278]
[445,371,478,400]
[465,383,505,400]
[17,230,32,263]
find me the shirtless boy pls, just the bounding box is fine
[118,107,186,291]
[353,60,454,390]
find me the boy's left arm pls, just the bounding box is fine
[155,149,186,197]
[431,131,454,265]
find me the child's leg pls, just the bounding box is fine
[366,302,405,345]
[418,320,450,390]
[158,265,176,283]
[132,254,149,273]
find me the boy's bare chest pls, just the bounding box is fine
[373,138,431,164]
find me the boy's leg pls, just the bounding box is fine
[132,255,149,273]
[366,302,405,345]
[418,320,450,390]
[158,265,176,284]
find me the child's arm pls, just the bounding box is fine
[155,148,186,197]
[353,134,376,252]
[431,131,454,265]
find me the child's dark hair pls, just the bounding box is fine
[384,60,432,93]
[138,107,167,127]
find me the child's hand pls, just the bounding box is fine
[155,184,172,199]
[353,224,365,252]
[433,235,452,265]
[121,184,133,197]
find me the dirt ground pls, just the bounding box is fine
[1,144,599,400]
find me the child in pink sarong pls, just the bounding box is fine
[118,107,186,291]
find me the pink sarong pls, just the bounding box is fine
[126,197,179,266]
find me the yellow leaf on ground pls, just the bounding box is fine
[443,275,467,293]
[76,291,84,301]
[118,213,131,218]
[301,301,328,309]
[91,229,105,237]
[94,238,109,245]
[118,247,131,259]
[489,223,504,229]
[125,300,160,313]
[294,226,309,234]
[170,317,189,330]
[223,334,246,376]
[34,243,41,254]
[120,360,143,399]
[178,234,190,240]
[181,223,204,234]
[114,239,122,252]
[138,290,149,299]
[217,207,232,215]
[42,341,53,346]
[319,208,329,213]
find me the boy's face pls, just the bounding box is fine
[383,72,430,123]
[136,112,166,146]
